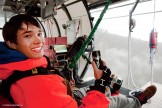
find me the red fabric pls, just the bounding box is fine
[10,75,78,108]
[10,75,109,108]
[0,58,110,108]
[0,57,47,79]
[80,90,109,108]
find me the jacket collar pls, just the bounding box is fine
[0,42,27,64]
[0,57,47,71]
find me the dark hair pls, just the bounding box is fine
[2,14,41,44]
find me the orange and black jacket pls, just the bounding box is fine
[0,42,110,108]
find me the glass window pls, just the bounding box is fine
[90,0,162,89]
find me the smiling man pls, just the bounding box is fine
[0,14,157,108]
[0,14,110,108]
[4,17,44,59]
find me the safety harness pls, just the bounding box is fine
[2,67,55,103]
[2,66,83,106]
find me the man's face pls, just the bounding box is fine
[14,23,44,58]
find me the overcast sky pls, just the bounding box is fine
[89,0,162,89]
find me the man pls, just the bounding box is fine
[0,14,156,108]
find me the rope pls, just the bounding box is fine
[69,0,112,69]
[153,0,156,28]
[150,0,157,85]
[128,0,140,89]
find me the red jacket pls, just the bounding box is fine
[0,57,110,108]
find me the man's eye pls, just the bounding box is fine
[38,33,42,36]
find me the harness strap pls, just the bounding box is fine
[2,67,54,103]
[2,67,79,105]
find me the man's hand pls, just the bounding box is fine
[90,60,112,93]
[91,61,102,79]
[91,60,106,79]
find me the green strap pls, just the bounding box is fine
[69,0,112,69]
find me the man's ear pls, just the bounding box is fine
[6,41,16,49]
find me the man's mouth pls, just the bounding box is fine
[31,46,42,52]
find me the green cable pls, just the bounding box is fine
[69,0,112,69]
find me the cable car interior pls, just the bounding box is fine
[0,0,162,107]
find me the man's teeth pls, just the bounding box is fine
[32,47,41,51]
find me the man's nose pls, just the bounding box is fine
[33,35,42,44]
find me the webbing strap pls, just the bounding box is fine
[2,67,54,103]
